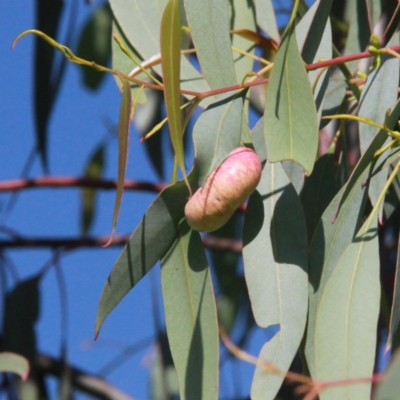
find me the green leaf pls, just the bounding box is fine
[335,99,400,219]
[230,0,257,84]
[192,92,245,186]
[33,0,63,172]
[296,0,333,65]
[343,0,371,72]
[313,211,380,399]
[251,116,266,162]
[358,33,400,208]
[112,20,147,105]
[375,349,400,400]
[161,221,219,400]
[300,142,340,241]
[160,0,187,185]
[254,0,279,43]
[210,215,242,333]
[134,89,164,179]
[295,0,332,116]
[77,3,112,90]
[3,277,40,365]
[184,0,237,89]
[95,180,191,337]
[109,0,212,105]
[243,162,308,400]
[263,27,318,175]
[311,161,400,398]
[387,234,400,353]
[106,77,132,244]
[281,160,304,194]
[81,145,105,235]
[0,352,29,381]
[320,78,347,129]
[305,171,368,377]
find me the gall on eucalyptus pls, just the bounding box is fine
[185,147,262,232]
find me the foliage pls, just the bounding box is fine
[5,0,400,399]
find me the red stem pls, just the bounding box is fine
[181,44,400,99]
[0,177,167,193]
[0,235,242,253]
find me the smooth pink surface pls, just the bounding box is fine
[185,147,262,232]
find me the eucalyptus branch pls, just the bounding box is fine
[35,353,136,400]
[0,177,167,193]
[13,29,400,101]
[0,234,242,253]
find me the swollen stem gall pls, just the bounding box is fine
[185,147,262,232]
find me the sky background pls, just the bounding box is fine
[0,1,297,399]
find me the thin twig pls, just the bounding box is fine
[0,234,242,253]
[0,177,167,193]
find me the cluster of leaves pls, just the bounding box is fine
[9,0,400,399]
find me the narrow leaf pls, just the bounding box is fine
[81,145,104,235]
[335,99,400,219]
[358,33,400,208]
[254,0,279,43]
[312,163,400,399]
[375,349,400,400]
[314,215,380,399]
[243,162,308,400]
[77,3,112,90]
[161,221,219,400]
[320,78,347,129]
[296,0,333,65]
[295,0,332,116]
[112,20,147,104]
[184,0,237,89]
[300,142,340,241]
[105,77,131,245]
[344,0,371,72]
[281,160,304,194]
[387,233,400,353]
[109,0,212,106]
[160,0,187,185]
[192,92,245,186]
[0,352,29,381]
[264,28,318,175]
[230,0,257,84]
[305,171,368,377]
[95,180,191,337]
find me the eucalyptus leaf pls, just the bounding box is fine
[300,142,340,241]
[106,77,132,243]
[387,234,400,354]
[335,99,400,219]
[160,0,187,184]
[112,20,147,104]
[161,221,218,400]
[77,3,112,90]
[109,0,212,105]
[343,0,371,72]
[192,92,245,186]
[254,0,279,43]
[305,170,368,377]
[184,0,237,89]
[314,212,380,400]
[230,0,257,84]
[243,162,308,400]
[375,349,400,400]
[263,27,318,175]
[358,33,400,208]
[95,180,191,336]
[0,352,29,381]
[81,145,105,235]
